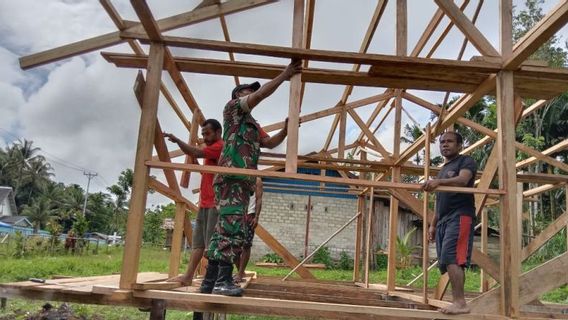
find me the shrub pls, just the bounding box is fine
[312,246,333,269]
[336,251,353,270]
[261,252,283,264]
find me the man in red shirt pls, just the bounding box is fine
[163,119,223,286]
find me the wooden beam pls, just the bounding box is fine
[130,0,162,41]
[496,70,520,317]
[422,124,431,304]
[505,1,568,69]
[338,108,346,159]
[434,0,500,56]
[470,251,568,314]
[480,208,490,292]
[119,43,164,289]
[522,210,568,260]
[347,108,391,160]
[262,91,393,132]
[285,0,304,173]
[19,0,276,69]
[353,196,364,282]
[364,187,374,288]
[148,178,197,211]
[168,202,186,277]
[146,162,504,195]
[396,0,407,56]
[516,139,568,169]
[255,224,315,279]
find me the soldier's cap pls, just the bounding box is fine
[231,81,261,99]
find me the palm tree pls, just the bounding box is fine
[22,197,56,233]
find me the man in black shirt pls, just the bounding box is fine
[422,131,477,315]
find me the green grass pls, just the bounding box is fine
[0,247,566,319]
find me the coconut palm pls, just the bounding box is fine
[22,197,56,233]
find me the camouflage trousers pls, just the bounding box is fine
[206,178,253,263]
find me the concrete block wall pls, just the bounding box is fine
[251,192,358,262]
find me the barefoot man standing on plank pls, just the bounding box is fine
[422,131,477,315]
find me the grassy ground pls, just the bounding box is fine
[0,246,566,319]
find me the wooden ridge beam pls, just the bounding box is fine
[19,0,276,69]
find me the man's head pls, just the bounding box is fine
[439,131,463,160]
[231,81,261,99]
[201,119,222,145]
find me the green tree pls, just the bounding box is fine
[22,197,56,233]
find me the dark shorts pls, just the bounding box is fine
[436,213,474,274]
[192,207,219,249]
[243,213,256,248]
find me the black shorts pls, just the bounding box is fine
[436,213,474,274]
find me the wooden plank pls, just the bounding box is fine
[396,0,407,56]
[521,210,568,260]
[148,178,197,211]
[480,209,490,292]
[421,124,431,304]
[119,43,164,290]
[132,289,507,320]
[387,94,403,292]
[434,0,500,56]
[19,0,276,69]
[505,1,568,69]
[425,0,473,58]
[255,224,315,279]
[348,108,391,160]
[263,92,392,132]
[364,188,374,288]
[132,282,183,291]
[496,70,520,317]
[130,0,162,41]
[285,0,305,173]
[516,139,568,169]
[338,108,347,159]
[470,251,568,314]
[146,161,504,195]
[353,196,364,282]
[168,202,186,278]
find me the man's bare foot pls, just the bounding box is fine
[233,274,245,283]
[167,274,192,286]
[439,302,470,315]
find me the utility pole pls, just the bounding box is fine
[82,172,98,215]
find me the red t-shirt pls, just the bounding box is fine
[199,139,223,208]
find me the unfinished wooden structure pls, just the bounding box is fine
[3,0,568,319]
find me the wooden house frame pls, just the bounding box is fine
[3,0,568,319]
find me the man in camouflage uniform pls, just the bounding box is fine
[200,59,301,297]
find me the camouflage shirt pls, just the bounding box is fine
[214,97,265,185]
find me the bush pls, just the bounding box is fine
[312,246,333,269]
[261,252,284,264]
[336,251,353,270]
[375,252,388,269]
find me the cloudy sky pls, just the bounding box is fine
[0,0,565,206]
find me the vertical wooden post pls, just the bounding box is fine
[285,0,304,173]
[364,186,375,288]
[387,93,403,292]
[338,108,347,159]
[480,208,489,292]
[168,202,186,278]
[498,0,518,316]
[422,124,431,304]
[497,70,520,318]
[120,43,164,289]
[517,182,524,246]
[396,0,407,56]
[354,195,364,282]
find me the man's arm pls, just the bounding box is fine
[260,126,287,149]
[421,168,473,192]
[163,133,205,158]
[246,59,302,110]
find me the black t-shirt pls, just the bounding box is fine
[435,155,478,224]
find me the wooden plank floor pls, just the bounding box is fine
[1,273,567,319]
